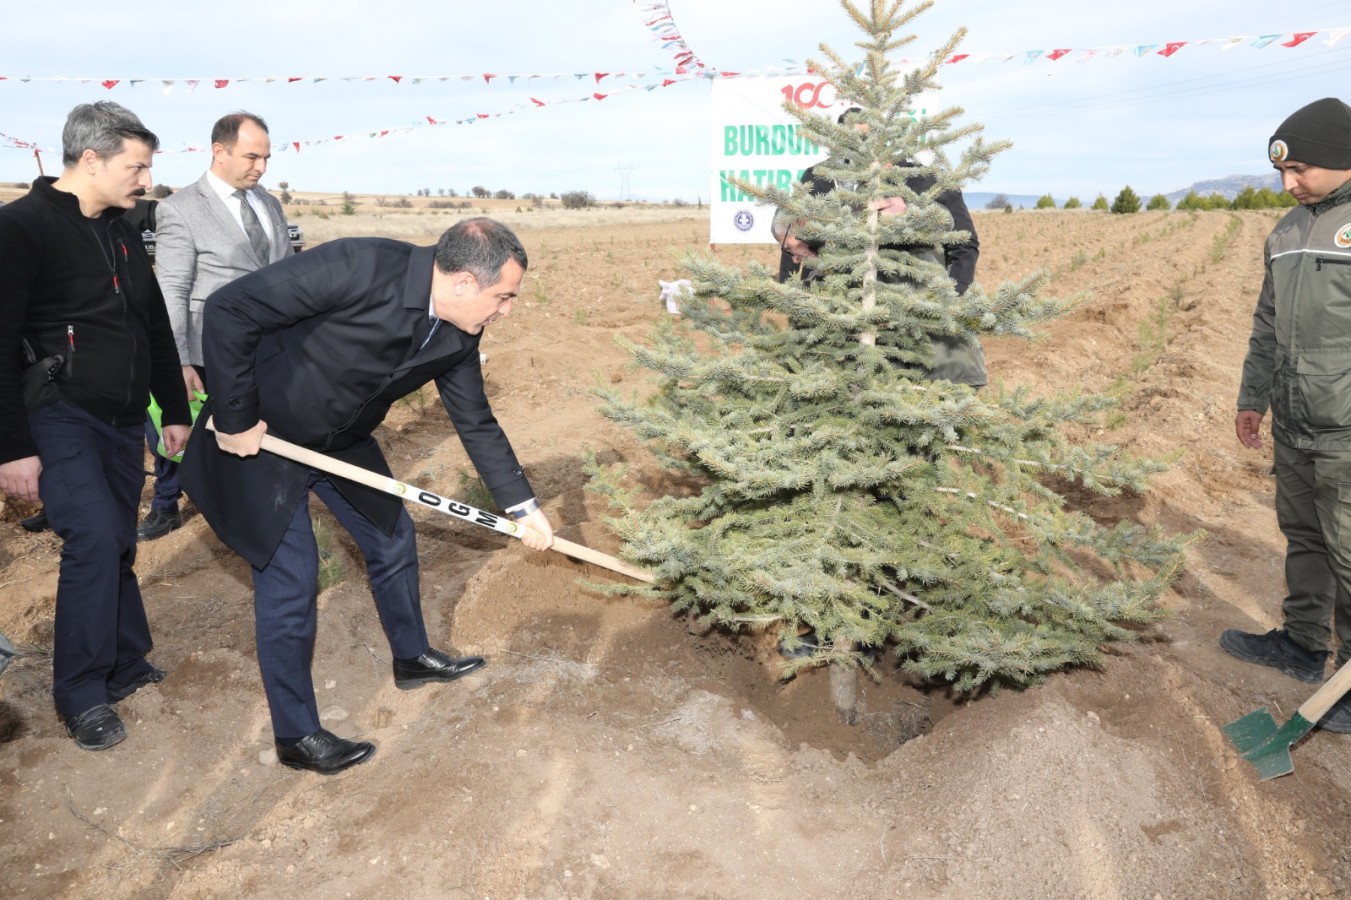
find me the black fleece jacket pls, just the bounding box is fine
[0,177,189,464]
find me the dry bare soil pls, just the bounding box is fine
[3,204,1348,898]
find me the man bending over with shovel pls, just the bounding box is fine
[1223,97,1351,731]
[180,217,553,775]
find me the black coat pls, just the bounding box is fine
[0,179,188,463]
[179,237,533,569]
[776,162,979,293]
[776,162,986,388]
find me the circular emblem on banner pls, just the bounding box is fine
[1269,139,1289,163]
[1336,223,1351,249]
[733,209,755,232]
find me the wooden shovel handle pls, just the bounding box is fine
[548,536,654,584]
[1299,657,1351,723]
[204,417,656,584]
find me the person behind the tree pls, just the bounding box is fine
[773,107,985,388]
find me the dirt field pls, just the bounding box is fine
[3,204,1349,898]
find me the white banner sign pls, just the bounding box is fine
[707,76,847,244]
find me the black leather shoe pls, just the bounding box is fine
[20,510,49,533]
[138,506,183,541]
[66,704,127,751]
[276,728,376,775]
[108,665,167,703]
[393,647,486,690]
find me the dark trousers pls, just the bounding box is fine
[29,400,158,717]
[1274,440,1351,665]
[252,472,429,739]
[143,364,205,513]
[143,416,181,512]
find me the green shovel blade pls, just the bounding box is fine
[1245,743,1295,781]
[1221,708,1277,752]
[1223,708,1315,781]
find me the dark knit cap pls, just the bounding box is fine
[1269,98,1351,169]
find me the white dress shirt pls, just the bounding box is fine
[205,170,275,243]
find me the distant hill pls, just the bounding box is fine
[1164,174,1281,203]
[965,192,1053,210]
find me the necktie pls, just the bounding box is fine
[420,317,440,350]
[233,189,271,264]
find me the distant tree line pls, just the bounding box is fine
[1000,185,1299,213]
[255,185,677,210]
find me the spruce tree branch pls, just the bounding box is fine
[880,580,932,610]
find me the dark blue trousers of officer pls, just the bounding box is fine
[28,400,160,717]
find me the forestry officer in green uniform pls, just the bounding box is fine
[1222,98,1351,733]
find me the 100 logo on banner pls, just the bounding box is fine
[780,81,837,110]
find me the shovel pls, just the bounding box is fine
[204,420,655,584]
[1221,659,1351,780]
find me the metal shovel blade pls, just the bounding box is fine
[1243,741,1296,781]
[1222,707,1316,781]
[1221,707,1278,753]
[1221,661,1351,780]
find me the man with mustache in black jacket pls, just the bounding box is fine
[0,102,191,751]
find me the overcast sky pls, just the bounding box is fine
[1,0,1347,200]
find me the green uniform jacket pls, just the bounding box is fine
[1238,179,1351,450]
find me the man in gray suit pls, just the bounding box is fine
[140,111,292,540]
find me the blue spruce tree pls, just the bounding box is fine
[590,0,1195,722]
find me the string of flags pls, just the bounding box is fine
[0,75,696,155]
[2,0,1346,156]
[0,24,1341,90]
[0,0,705,156]
[634,0,709,76]
[266,75,694,156]
[939,26,1350,66]
[0,70,683,93]
[0,1,713,92]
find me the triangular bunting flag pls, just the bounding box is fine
[1158,42,1186,57]
[1282,32,1315,48]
